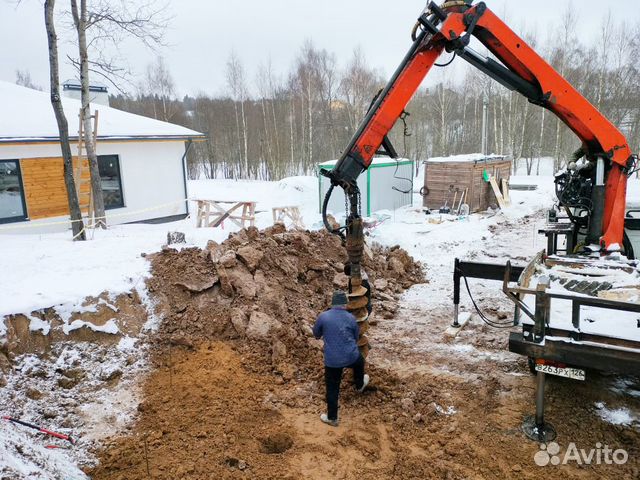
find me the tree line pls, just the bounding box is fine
[109,10,640,180]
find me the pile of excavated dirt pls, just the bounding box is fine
[146,225,424,379]
[87,227,430,479]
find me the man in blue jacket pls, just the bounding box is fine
[313,290,370,427]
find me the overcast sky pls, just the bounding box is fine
[1,0,638,97]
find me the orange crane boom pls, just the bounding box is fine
[323,0,635,252]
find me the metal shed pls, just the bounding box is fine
[318,157,414,216]
[422,154,511,213]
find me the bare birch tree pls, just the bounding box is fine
[70,0,107,228]
[44,0,86,240]
[340,47,381,133]
[65,0,169,229]
[226,51,249,178]
[144,56,177,121]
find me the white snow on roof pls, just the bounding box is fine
[319,157,412,167]
[0,81,204,143]
[425,153,508,163]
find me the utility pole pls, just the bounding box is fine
[481,94,489,155]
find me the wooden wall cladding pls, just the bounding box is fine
[422,158,512,213]
[20,157,90,220]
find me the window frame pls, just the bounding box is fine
[0,159,28,224]
[97,154,125,210]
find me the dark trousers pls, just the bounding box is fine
[325,354,365,420]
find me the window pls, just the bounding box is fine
[0,160,27,223]
[98,155,124,209]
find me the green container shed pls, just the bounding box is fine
[317,157,414,216]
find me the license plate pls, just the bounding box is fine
[535,364,585,381]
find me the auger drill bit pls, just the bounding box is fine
[345,216,370,357]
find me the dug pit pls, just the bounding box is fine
[260,432,294,454]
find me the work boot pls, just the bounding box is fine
[358,374,370,393]
[320,413,339,427]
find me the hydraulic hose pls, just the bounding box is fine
[322,184,345,238]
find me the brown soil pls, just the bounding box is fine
[87,226,640,480]
[1,291,147,362]
[145,226,423,380]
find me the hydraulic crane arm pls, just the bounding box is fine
[324,0,634,252]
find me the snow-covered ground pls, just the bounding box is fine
[0,176,321,321]
[4,166,640,324]
[1,169,639,478]
[0,424,87,480]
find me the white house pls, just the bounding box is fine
[0,81,205,232]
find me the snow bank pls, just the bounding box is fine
[0,226,153,319]
[27,315,51,335]
[626,176,640,209]
[504,175,556,217]
[62,319,119,335]
[512,157,556,176]
[188,175,321,227]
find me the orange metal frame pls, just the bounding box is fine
[344,3,632,249]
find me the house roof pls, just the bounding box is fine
[0,81,205,145]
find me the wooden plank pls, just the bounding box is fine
[501,178,511,205]
[26,198,69,206]
[24,192,68,200]
[489,177,507,209]
[28,203,69,219]
[25,201,67,207]
[23,189,71,198]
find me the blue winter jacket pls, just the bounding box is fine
[313,307,360,368]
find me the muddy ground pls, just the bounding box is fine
[87,340,640,480]
[83,221,640,480]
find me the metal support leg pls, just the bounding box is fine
[522,371,557,442]
[452,258,461,327]
[535,371,546,426]
[533,277,550,343]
